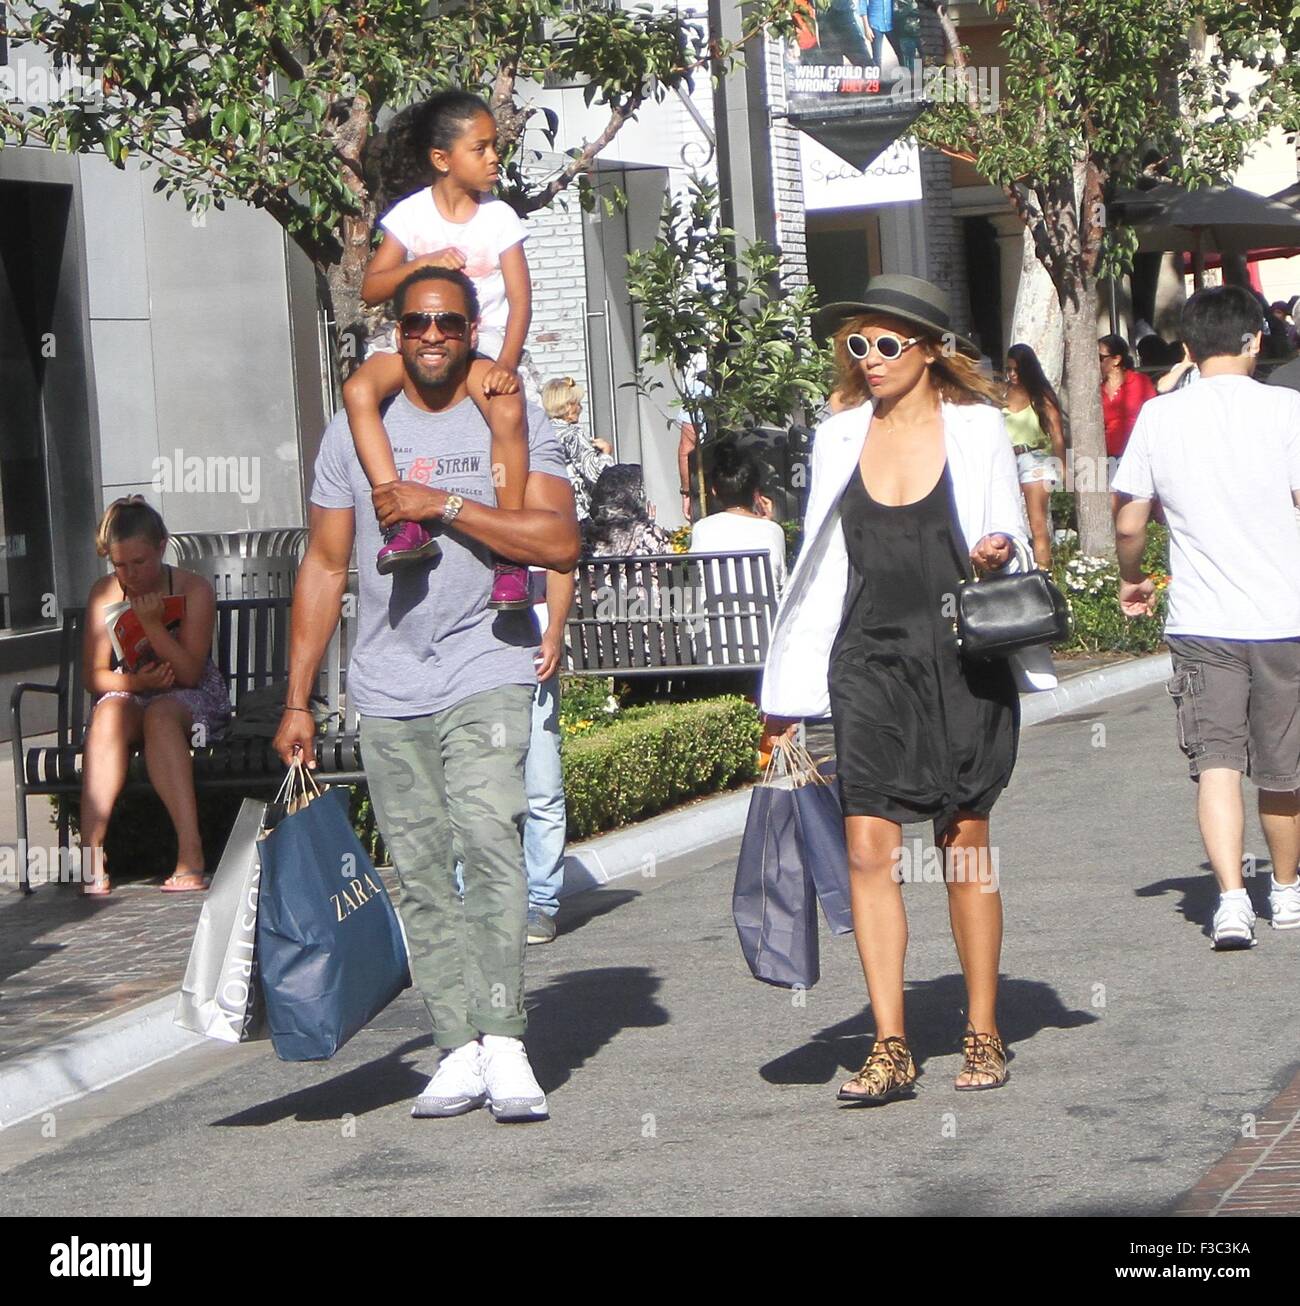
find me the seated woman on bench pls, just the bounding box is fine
[79,497,231,896]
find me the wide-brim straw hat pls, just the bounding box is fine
[812,273,981,359]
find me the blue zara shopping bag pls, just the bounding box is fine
[256,767,410,1061]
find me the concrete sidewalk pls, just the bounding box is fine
[3,672,1297,1217]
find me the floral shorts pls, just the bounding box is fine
[93,660,232,739]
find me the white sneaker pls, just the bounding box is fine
[411,1041,487,1118]
[481,1035,549,1122]
[1269,877,1300,930]
[1211,898,1258,951]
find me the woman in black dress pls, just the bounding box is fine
[761,275,1043,1106]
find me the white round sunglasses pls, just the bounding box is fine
[845,331,922,361]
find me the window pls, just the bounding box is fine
[0,181,63,632]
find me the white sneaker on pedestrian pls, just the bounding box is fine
[1269,876,1300,930]
[1211,898,1258,951]
[411,1041,487,1118]
[481,1034,549,1122]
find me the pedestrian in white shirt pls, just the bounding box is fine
[1114,285,1300,950]
[689,441,789,595]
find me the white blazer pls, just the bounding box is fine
[760,399,1059,719]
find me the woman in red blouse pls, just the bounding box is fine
[1099,334,1156,459]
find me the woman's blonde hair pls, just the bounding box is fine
[542,376,584,421]
[832,314,1003,410]
[95,496,168,559]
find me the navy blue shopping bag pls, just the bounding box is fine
[733,781,821,989]
[732,742,854,989]
[793,757,854,936]
[257,774,410,1061]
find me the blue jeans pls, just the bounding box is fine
[524,674,566,916]
[451,676,566,915]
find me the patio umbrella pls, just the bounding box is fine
[1110,183,1300,287]
[1271,180,1300,207]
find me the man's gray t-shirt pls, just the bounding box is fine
[310,391,568,716]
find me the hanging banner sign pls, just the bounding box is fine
[800,134,922,210]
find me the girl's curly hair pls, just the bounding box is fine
[368,91,494,214]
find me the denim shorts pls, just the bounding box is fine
[1015,450,1058,487]
[1165,636,1300,789]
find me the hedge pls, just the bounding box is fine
[562,695,760,840]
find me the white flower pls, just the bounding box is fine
[603,696,620,714]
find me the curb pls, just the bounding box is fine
[0,995,203,1130]
[1018,652,1172,727]
[0,653,1172,1129]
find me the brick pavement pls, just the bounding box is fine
[1174,1066,1300,1216]
[0,880,206,1062]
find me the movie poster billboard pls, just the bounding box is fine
[789,0,920,110]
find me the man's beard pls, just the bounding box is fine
[403,350,458,388]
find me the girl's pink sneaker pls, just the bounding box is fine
[377,520,440,574]
[488,563,531,610]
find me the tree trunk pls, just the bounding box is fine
[323,207,379,389]
[1060,275,1112,559]
[1010,225,1064,390]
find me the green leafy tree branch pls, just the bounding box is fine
[913,0,1300,556]
[0,0,803,361]
[625,174,832,509]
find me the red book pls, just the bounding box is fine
[104,596,187,672]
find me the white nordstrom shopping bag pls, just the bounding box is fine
[174,798,270,1044]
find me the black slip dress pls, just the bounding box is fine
[827,462,1020,838]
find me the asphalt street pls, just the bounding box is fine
[1,682,1296,1216]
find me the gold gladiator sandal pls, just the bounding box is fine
[955,1027,1009,1091]
[837,1035,918,1107]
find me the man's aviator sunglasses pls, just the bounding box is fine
[399,310,470,341]
[845,331,922,361]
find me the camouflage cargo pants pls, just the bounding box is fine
[361,683,532,1049]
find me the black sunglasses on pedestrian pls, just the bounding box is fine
[845,330,922,361]
[399,310,470,341]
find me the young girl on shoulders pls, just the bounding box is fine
[346,90,532,608]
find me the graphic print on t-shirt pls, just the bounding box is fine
[390,443,492,505]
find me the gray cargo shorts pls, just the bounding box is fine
[1165,635,1300,790]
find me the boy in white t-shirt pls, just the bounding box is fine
[1114,285,1300,949]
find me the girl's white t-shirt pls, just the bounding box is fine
[380,191,527,359]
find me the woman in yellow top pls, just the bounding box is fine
[1003,343,1066,568]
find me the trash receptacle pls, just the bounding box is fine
[167,528,308,599]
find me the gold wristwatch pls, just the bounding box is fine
[442,493,465,525]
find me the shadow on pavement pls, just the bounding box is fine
[525,966,669,1093]
[1136,865,1273,939]
[759,973,1097,1085]
[556,888,640,938]
[210,1033,434,1125]
[215,966,671,1122]
[0,882,117,987]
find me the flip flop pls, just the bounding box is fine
[161,872,208,893]
[81,877,112,897]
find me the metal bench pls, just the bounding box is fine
[10,548,778,892]
[10,595,361,894]
[564,550,778,677]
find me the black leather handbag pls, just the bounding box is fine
[957,538,1072,660]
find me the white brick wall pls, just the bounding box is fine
[523,190,592,437]
[767,36,809,289]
